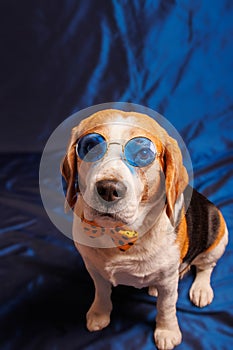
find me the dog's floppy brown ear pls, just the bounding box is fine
[164,137,188,223]
[61,142,78,212]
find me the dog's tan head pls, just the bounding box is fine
[61,109,188,229]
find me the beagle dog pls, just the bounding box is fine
[61,109,228,350]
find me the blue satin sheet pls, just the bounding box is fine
[0,1,232,349]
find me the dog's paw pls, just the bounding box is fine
[86,310,110,332]
[154,328,182,350]
[189,282,214,308]
[148,286,158,297]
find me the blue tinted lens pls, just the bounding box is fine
[77,133,107,162]
[125,137,156,167]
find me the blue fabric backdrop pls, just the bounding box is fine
[0,1,232,349]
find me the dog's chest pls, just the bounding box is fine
[79,240,179,289]
[103,254,162,287]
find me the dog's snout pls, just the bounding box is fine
[96,180,127,202]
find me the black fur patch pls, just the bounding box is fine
[182,186,220,264]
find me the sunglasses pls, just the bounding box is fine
[76,133,160,167]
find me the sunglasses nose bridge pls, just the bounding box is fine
[106,141,124,159]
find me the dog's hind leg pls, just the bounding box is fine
[189,265,215,308]
[189,228,228,308]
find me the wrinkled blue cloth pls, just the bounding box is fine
[0,1,233,349]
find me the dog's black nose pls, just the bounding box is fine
[96,180,127,202]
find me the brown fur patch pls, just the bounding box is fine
[205,210,226,253]
[72,109,170,145]
[175,209,189,262]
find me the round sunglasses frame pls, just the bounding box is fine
[76,133,162,167]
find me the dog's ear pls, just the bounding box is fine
[164,137,188,224]
[61,140,79,212]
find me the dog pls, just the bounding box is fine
[61,109,228,350]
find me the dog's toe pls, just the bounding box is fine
[189,282,214,308]
[154,328,182,350]
[86,311,110,332]
[148,286,158,297]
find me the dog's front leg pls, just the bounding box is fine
[85,267,112,332]
[154,273,182,350]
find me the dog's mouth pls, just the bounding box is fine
[94,211,129,226]
[82,203,134,228]
[99,212,120,219]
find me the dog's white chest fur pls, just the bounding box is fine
[103,245,179,288]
